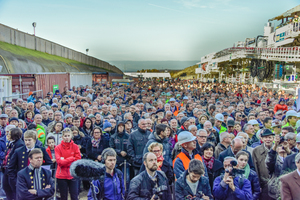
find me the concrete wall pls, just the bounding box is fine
[0,23,123,74]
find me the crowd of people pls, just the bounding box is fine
[0,79,300,200]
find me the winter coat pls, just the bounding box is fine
[281,153,296,175]
[214,143,227,160]
[0,136,7,165]
[55,140,81,180]
[203,157,223,190]
[273,104,288,114]
[139,160,174,185]
[86,137,109,161]
[109,131,130,165]
[127,170,172,200]
[218,148,255,171]
[247,169,261,200]
[173,148,209,180]
[265,149,287,199]
[87,168,125,200]
[72,132,89,158]
[213,175,253,200]
[252,144,271,198]
[175,170,213,200]
[143,132,172,165]
[127,128,150,167]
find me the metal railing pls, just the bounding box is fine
[2,90,43,102]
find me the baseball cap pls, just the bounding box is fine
[178,131,196,145]
[0,114,8,118]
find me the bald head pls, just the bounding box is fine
[231,137,243,155]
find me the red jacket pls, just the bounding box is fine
[46,146,56,159]
[274,104,288,113]
[55,140,81,180]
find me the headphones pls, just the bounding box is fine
[101,148,114,164]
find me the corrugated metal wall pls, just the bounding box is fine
[35,73,70,97]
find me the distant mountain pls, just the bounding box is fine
[108,60,199,72]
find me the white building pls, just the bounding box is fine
[124,72,171,79]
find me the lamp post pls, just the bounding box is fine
[32,22,36,36]
[86,49,89,55]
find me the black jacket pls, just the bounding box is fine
[281,153,296,175]
[127,128,150,167]
[204,157,223,190]
[109,131,130,165]
[73,133,90,158]
[7,145,52,180]
[175,170,213,200]
[86,137,109,161]
[127,170,172,200]
[139,160,174,185]
[4,139,25,170]
[218,148,255,171]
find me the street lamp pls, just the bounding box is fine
[86,49,89,55]
[32,22,37,36]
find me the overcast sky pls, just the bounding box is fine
[0,0,298,63]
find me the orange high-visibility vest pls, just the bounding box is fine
[173,152,203,170]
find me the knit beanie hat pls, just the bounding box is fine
[103,120,112,130]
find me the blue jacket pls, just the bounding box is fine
[174,148,208,180]
[0,136,7,165]
[87,168,125,200]
[26,95,36,103]
[175,170,213,200]
[213,175,253,200]
[247,169,261,200]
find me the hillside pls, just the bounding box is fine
[0,41,117,74]
[171,65,198,78]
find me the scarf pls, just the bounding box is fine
[28,164,42,190]
[156,155,164,171]
[243,163,251,179]
[92,138,101,148]
[203,156,215,170]
[26,118,34,123]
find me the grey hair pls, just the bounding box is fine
[83,102,89,107]
[54,111,63,117]
[166,111,172,115]
[123,113,131,120]
[285,132,296,140]
[243,123,252,132]
[220,131,229,142]
[164,103,170,108]
[101,148,117,161]
[295,153,300,163]
[237,132,249,140]
[188,125,197,131]
[196,129,207,136]
[224,156,238,164]
[193,108,199,114]
[5,125,16,132]
[204,120,212,126]
[188,117,195,122]
[110,106,117,112]
[231,137,242,146]
[177,113,184,117]
[144,113,150,119]
[138,118,145,125]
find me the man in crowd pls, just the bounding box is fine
[127,152,172,199]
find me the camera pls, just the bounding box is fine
[152,185,167,200]
[225,160,244,177]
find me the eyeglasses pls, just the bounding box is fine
[152,150,161,153]
[94,131,101,134]
[197,136,207,138]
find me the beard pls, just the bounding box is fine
[147,163,158,172]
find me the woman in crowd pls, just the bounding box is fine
[82,117,94,137]
[24,110,34,126]
[197,114,209,129]
[71,126,89,158]
[47,121,64,145]
[2,127,24,200]
[236,151,261,200]
[139,142,174,185]
[200,142,223,190]
[86,127,109,162]
[55,128,81,200]
[166,126,176,150]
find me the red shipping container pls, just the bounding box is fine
[35,73,70,98]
